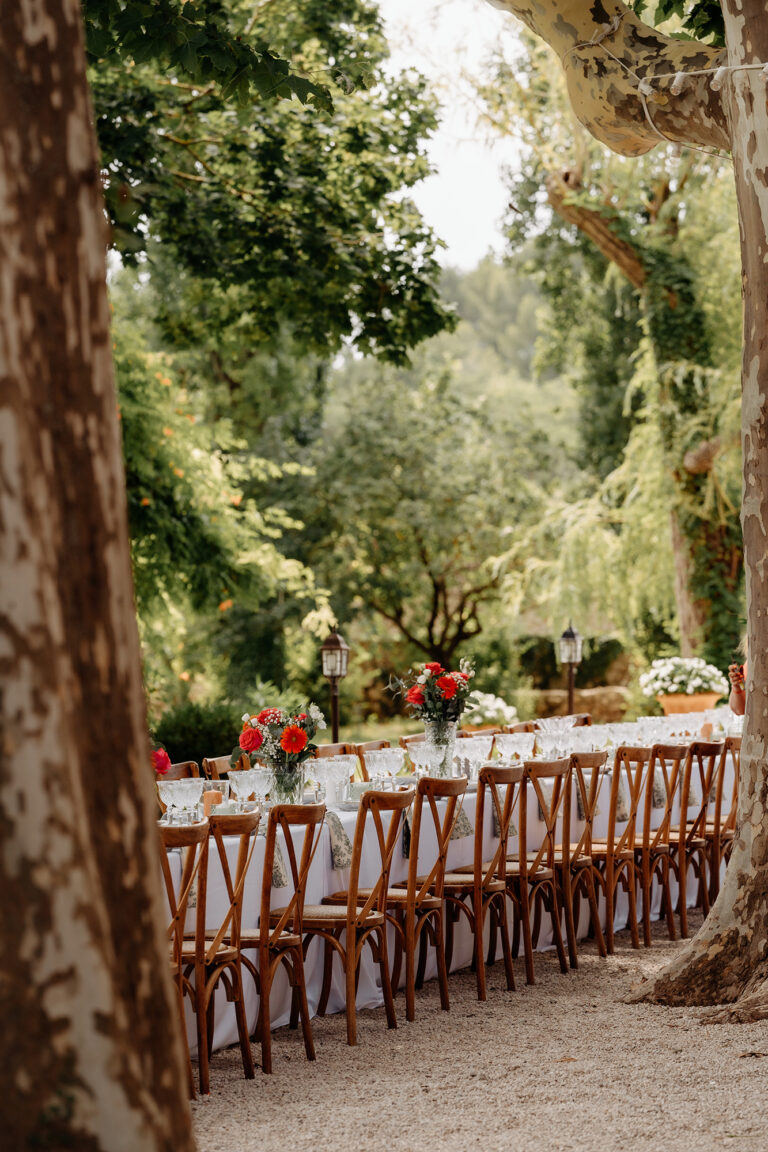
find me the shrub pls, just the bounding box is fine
[154,700,243,767]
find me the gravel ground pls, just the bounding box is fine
[191,913,768,1152]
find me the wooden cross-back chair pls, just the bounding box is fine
[504,721,536,733]
[300,788,415,1046]
[458,725,501,737]
[561,751,608,969]
[399,731,426,749]
[167,760,200,780]
[443,764,523,1001]
[637,743,688,947]
[707,736,741,901]
[312,743,360,783]
[159,819,209,1099]
[591,745,651,953]
[390,776,467,1021]
[251,802,326,1074]
[670,740,725,937]
[505,760,570,985]
[353,739,391,782]
[193,812,261,1091]
[203,753,248,780]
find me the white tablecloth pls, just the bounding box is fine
[171,754,735,1055]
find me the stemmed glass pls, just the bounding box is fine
[229,769,270,812]
[365,748,405,789]
[158,777,204,823]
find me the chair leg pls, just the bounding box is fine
[585,868,606,959]
[473,897,487,1002]
[377,927,397,1031]
[232,963,255,1080]
[562,870,579,970]
[345,940,358,1047]
[293,947,316,1063]
[546,884,568,974]
[487,901,498,966]
[195,964,210,1095]
[497,896,515,992]
[679,851,689,938]
[405,914,416,1023]
[391,910,404,995]
[433,911,451,1011]
[604,861,616,954]
[626,862,640,950]
[445,900,456,971]
[318,937,333,1016]
[641,853,652,948]
[531,892,543,948]
[415,924,429,990]
[662,855,677,941]
[519,882,536,986]
[259,949,273,1074]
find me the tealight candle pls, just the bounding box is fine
[203,789,223,817]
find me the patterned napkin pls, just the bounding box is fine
[257,825,288,889]
[325,810,354,870]
[401,803,474,859]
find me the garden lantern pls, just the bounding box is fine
[320,628,350,742]
[558,622,583,715]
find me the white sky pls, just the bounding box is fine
[378,0,522,268]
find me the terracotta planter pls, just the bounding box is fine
[657,692,722,715]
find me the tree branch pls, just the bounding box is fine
[487,0,728,155]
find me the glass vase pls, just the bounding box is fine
[422,719,458,778]
[268,763,306,805]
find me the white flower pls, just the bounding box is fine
[242,712,250,722]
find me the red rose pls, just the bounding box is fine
[296,712,308,721]
[239,726,264,753]
[406,685,425,706]
[436,675,457,700]
[152,748,171,776]
[281,725,308,755]
[458,672,469,681]
[423,662,444,675]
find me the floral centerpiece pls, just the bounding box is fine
[639,657,728,714]
[234,704,326,803]
[390,659,477,775]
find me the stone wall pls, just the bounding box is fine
[535,686,630,724]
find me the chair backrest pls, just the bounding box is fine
[641,743,688,852]
[399,732,426,749]
[606,745,652,854]
[206,811,261,961]
[475,764,524,886]
[504,722,536,734]
[520,760,571,876]
[679,740,725,848]
[568,751,608,866]
[406,777,468,904]
[718,735,741,836]
[203,753,248,780]
[159,820,210,975]
[572,713,592,727]
[354,739,391,782]
[314,742,357,758]
[458,726,501,737]
[260,803,326,946]
[345,789,415,926]
[167,760,199,780]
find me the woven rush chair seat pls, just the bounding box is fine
[441,870,507,892]
[292,903,385,928]
[325,887,443,910]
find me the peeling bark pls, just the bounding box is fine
[0,2,195,1146]
[489,0,768,1010]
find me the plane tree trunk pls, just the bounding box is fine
[0,1,196,1144]
[488,0,768,1011]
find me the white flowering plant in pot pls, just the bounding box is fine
[462,691,519,727]
[639,657,728,698]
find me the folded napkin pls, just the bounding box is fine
[257,825,288,889]
[325,810,354,870]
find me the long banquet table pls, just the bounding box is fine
[169,752,735,1056]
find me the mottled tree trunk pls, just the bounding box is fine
[488,0,768,1010]
[637,0,768,1015]
[0,2,196,1146]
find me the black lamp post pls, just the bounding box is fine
[558,622,583,715]
[320,628,350,743]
